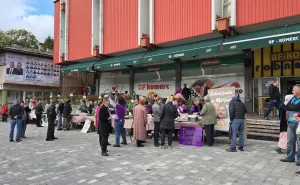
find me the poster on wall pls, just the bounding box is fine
[182,76,244,102]
[208,87,235,132]
[4,54,60,87]
[134,81,175,98]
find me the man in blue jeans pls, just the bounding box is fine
[227,95,247,152]
[280,85,300,166]
[264,80,281,120]
[9,100,24,142]
[57,99,65,131]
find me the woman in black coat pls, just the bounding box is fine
[160,96,180,149]
[99,97,112,156]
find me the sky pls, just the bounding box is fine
[0,0,54,42]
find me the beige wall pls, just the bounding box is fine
[0,66,5,84]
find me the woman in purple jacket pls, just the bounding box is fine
[191,98,203,115]
[110,96,127,147]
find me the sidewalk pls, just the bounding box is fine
[0,123,300,185]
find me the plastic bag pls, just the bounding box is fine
[297,122,300,135]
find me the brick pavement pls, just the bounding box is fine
[0,122,300,185]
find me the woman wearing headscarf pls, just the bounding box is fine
[200,96,217,146]
[133,99,148,147]
[160,96,180,149]
[275,94,293,153]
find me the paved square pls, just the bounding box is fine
[1,123,300,185]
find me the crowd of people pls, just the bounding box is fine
[3,81,300,175]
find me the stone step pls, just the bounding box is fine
[247,125,279,130]
[247,128,280,134]
[247,132,279,138]
[246,119,280,123]
[246,121,280,126]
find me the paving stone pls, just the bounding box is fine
[0,123,299,184]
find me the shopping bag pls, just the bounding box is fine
[277,132,287,150]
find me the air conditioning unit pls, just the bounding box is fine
[216,0,232,36]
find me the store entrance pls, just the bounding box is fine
[280,77,300,96]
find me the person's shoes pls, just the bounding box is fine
[107,143,111,146]
[53,137,58,140]
[296,171,300,176]
[137,145,144,147]
[275,146,282,154]
[57,128,63,131]
[296,162,300,166]
[101,152,109,156]
[121,142,127,145]
[226,148,237,152]
[154,144,160,147]
[238,147,244,151]
[113,144,120,147]
[9,140,14,142]
[16,139,22,142]
[263,116,270,120]
[22,136,27,139]
[280,159,295,163]
[161,145,167,149]
[168,145,172,149]
[141,141,146,143]
[46,138,54,141]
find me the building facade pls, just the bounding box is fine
[54,0,300,113]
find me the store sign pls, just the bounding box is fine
[255,61,300,72]
[137,84,170,90]
[148,67,160,72]
[268,36,299,45]
[134,81,175,98]
[201,59,220,66]
[271,51,300,61]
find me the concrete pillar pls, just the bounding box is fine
[174,59,182,91]
[129,66,134,96]
[1,90,7,105]
[23,91,26,101]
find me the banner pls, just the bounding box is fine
[134,81,175,98]
[208,87,235,132]
[182,76,244,101]
[179,126,203,147]
[4,54,60,87]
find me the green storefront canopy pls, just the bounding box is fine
[222,24,300,51]
[94,52,145,70]
[141,37,223,64]
[61,60,96,73]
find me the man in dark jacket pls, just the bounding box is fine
[181,84,191,101]
[63,100,72,131]
[35,101,44,127]
[9,100,24,142]
[227,95,247,152]
[46,101,58,141]
[264,80,281,120]
[57,100,65,131]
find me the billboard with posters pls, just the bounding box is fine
[134,81,175,99]
[4,54,60,87]
[208,87,235,131]
[181,76,245,102]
